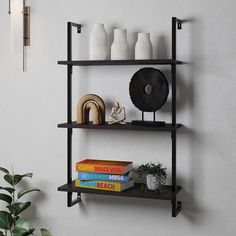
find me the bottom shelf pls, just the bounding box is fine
[58,181,181,201]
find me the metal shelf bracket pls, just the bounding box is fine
[68,192,81,207]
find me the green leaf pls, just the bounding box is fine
[13,173,33,185]
[15,219,30,230]
[13,228,34,236]
[0,194,12,205]
[4,175,14,186]
[4,173,33,186]
[0,168,9,174]
[7,202,31,216]
[13,175,22,185]
[41,229,52,236]
[0,186,15,194]
[21,173,33,178]
[13,219,35,236]
[0,211,14,230]
[17,188,40,199]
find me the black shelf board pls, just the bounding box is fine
[58,181,181,201]
[57,121,182,132]
[58,59,183,66]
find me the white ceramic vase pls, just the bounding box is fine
[111,29,129,60]
[146,174,160,191]
[89,23,109,60]
[135,33,153,60]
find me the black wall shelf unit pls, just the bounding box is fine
[57,17,184,217]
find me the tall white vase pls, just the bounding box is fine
[135,33,153,60]
[89,23,109,60]
[111,29,129,60]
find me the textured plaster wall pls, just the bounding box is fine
[0,0,236,235]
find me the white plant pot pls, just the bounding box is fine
[111,29,129,60]
[135,33,153,60]
[146,174,160,191]
[89,23,109,60]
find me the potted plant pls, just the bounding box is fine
[0,166,52,236]
[137,162,167,191]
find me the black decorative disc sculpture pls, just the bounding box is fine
[129,67,169,127]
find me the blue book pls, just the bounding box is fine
[78,171,132,182]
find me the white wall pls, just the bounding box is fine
[1,0,236,235]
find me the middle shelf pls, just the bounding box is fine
[58,121,183,132]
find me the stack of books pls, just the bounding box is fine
[75,159,134,192]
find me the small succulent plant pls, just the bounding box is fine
[137,162,167,188]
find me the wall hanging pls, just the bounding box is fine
[8,0,30,71]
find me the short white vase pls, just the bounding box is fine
[146,174,160,191]
[135,33,153,60]
[111,29,129,60]
[89,23,109,60]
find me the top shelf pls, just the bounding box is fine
[58,59,183,66]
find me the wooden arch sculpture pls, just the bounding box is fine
[77,94,105,125]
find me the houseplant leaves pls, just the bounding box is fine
[0,194,12,205]
[4,173,33,186]
[7,202,31,216]
[14,174,33,186]
[4,175,14,186]
[0,186,15,194]
[40,229,52,236]
[17,188,40,199]
[0,211,14,230]
[12,219,35,236]
[0,167,51,235]
[0,168,9,174]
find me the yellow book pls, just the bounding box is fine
[75,179,134,192]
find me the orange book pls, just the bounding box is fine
[76,159,133,174]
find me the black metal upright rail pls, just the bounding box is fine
[67,22,82,207]
[171,17,182,217]
[60,17,184,216]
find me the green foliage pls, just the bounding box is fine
[17,188,40,200]
[0,211,13,230]
[0,194,12,205]
[0,166,52,236]
[12,219,35,236]
[137,162,167,185]
[0,187,15,194]
[7,202,31,216]
[3,175,14,186]
[4,174,33,187]
[0,168,9,174]
[40,229,52,236]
